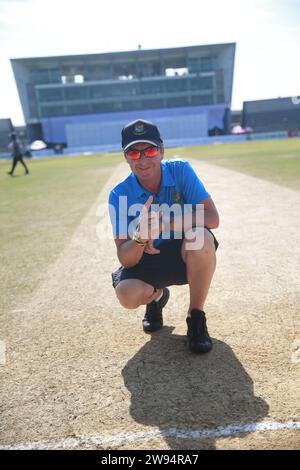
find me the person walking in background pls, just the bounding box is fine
[7,132,29,176]
[108,119,219,354]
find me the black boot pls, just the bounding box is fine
[186,309,213,353]
[142,288,170,333]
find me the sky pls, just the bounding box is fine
[0,0,299,126]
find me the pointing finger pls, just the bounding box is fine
[140,195,153,219]
[144,195,153,212]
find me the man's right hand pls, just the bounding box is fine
[134,195,163,245]
[135,195,161,240]
[134,195,153,244]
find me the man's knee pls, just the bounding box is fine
[115,280,153,309]
[182,227,215,260]
[115,282,140,309]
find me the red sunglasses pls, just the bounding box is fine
[125,145,160,160]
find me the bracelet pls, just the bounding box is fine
[132,231,147,246]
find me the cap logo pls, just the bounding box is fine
[133,122,146,135]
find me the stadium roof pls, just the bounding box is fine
[11,43,235,62]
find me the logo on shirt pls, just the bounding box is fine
[172,191,183,204]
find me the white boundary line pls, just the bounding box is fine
[0,420,299,450]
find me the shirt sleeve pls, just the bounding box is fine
[180,161,210,205]
[108,190,129,238]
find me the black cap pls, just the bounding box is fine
[122,119,163,151]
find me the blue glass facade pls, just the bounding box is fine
[11,44,235,144]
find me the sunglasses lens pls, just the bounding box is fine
[144,147,159,157]
[126,146,159,160]
[127,150,141,159]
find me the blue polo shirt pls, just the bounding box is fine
[108,159,209,246]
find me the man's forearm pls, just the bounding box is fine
[117,239,145,268]
[203,208,219,229]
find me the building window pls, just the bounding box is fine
[188,57,215,74]
[64,86,88,100]
[37,88,63,102]
[40,105,65,117]
[30,68,61,84]
[65,104,90,115]
[189,76,213,90]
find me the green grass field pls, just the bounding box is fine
[165,137,300,191]
[1,138,299,313]
[0,153,121,312]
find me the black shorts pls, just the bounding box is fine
[111,229,219,290]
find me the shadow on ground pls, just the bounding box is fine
[122,327,269,450]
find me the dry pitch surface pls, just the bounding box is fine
[0,159,299,450]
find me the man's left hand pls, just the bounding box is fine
[144,240,160,255]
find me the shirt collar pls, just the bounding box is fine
[130,161,175,199]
